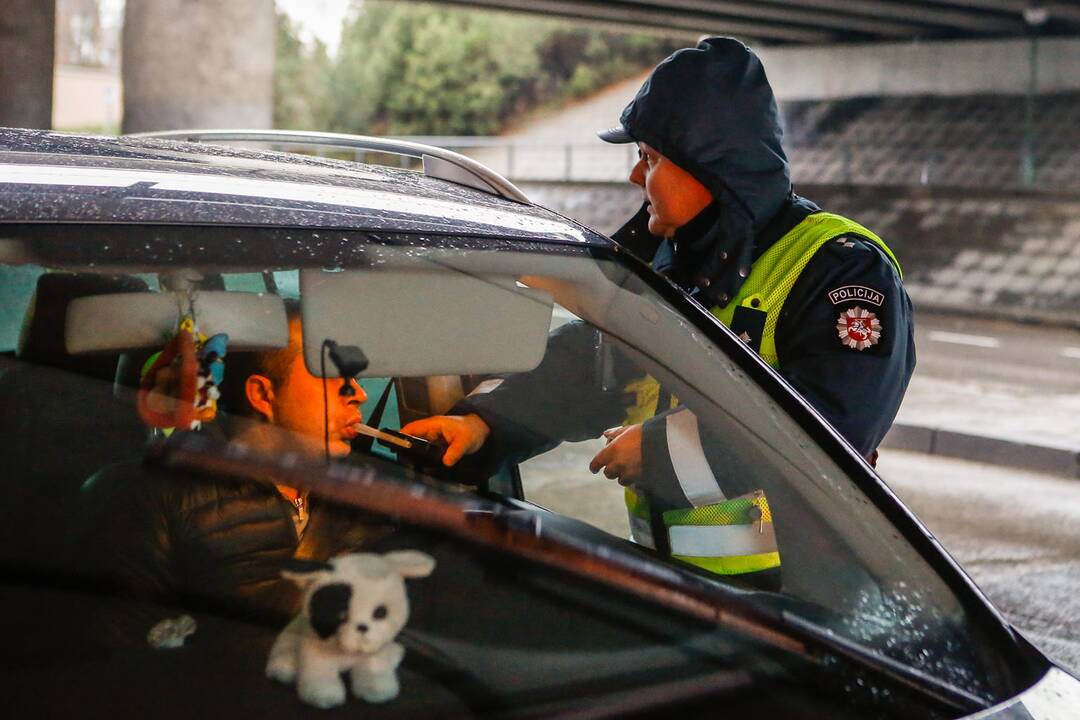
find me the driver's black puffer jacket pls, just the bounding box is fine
[79,458,390,644]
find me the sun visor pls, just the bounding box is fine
[66,291,289,354]
[300,268,553,377]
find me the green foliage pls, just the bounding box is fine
[567,65,599,99]
[274,12,332,130]
[274,1,684,135]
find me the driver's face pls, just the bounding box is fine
[270,320,367,458]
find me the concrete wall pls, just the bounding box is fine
[522,181,1080,326]
[519,182,641,236]
[758,36,1080,101]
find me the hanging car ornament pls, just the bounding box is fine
[137,313,228,432]
[194,332,229,424]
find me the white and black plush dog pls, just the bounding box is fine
[266,551,436,709]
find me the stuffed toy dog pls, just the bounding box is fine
[266,551,436,709]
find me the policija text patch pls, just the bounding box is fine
[827,285,884,307]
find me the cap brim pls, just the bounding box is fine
[597,125,635,144]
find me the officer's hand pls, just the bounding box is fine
[589,423,643,484]
[401,414,491,467]
[602,425,629,442]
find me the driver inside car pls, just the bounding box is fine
[81,301,395,640]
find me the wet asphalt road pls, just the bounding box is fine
[877,450,1080,676]
[913,310,1080,391]
[888,313,1080,674]
[892,310,1080,449]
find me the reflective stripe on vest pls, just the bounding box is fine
[710,211,902,368]
[625,488,780,575]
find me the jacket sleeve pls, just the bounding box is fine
[79,463,183,646]
[774,235,916,456]
[637,408,718,508]
[453,321,638,468]
[83,464,177,598]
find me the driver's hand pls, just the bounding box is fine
[401,414,491,467]
[589,423,643,484]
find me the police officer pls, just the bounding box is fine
[404,37,915,587]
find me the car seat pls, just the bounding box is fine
[0,271,150,577]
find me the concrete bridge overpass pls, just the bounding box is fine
[6,1,1080,130]
[412,1,1080,44]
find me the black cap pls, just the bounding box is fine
[597,125,634,144]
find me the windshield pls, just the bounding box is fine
[0,223,1022,715]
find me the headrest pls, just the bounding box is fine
[17,272,149,381]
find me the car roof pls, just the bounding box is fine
[0,127,611,247]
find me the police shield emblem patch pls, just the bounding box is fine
[836,306,881,350]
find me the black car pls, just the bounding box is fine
[0,127,1076,718]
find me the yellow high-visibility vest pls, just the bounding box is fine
[709,212,901,368]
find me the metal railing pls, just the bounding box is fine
[396,137,1066,190]
[299,135,641,184]
[132,130,1073,191]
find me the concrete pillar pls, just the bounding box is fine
[122,0,274,133]
[0,0,55,129]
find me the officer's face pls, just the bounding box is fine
[629,142,713,238]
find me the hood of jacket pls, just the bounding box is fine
[614,37,792,304]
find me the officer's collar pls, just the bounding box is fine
[670,193,816,261]
[665,194,819,304]
[671,202,723,247]
[751,193,820,262]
